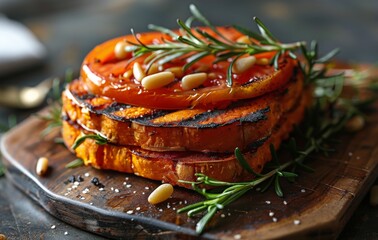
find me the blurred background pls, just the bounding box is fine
[0,0,377,239]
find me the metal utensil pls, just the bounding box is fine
[0,78,53,109]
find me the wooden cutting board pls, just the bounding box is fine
[2,104,378,239]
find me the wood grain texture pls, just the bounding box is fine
[1,104,378,239]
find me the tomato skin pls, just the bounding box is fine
[81,27,296,109]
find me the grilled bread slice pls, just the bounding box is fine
[62,69,303,153]
[61,87,311,188]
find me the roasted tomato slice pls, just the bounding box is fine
[81,27,296,109]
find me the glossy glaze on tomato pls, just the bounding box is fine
[81,27,296,109]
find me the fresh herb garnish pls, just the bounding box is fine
[178,82,372,234]
[65,158,84,169]
[38,69,74,137]
[178,105,350,233]
[38,101,62,136]
[72,134,108,150]
[126,4,305,87]
[152,5,374,235]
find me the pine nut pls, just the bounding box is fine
[232,56,256,74]
[236,35,251,44]
[345,115,365,132]
[0,234,7,240]
[256,58,270,65]
[181,72,207,90]
[141,72,175,90]
[114,41,128,59]
[165,67,183,78]
[147,63,159,75]
[133,62,145,81]
[122,70,132,78]
[36,157,49,176]
[208,73,217,79]
[148,183,174,204]
[370,185,378,206]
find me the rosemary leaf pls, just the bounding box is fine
[148,24,178,38]
[274,175,284,197]
[183,52,211,72]
[278,171,298,178]
[65,159,84,169]
[315,48,340,63]
[232,24,265,42]
[235,147,263,177]
[195,206,217,234]
[177,19,204,45]
[253,17,278,43]
[72,134,108,150]
[227,55,242,87]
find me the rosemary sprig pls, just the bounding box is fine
[38,69,74,137]
[38,101,63,136]
[159,5,366,235]
[177,106,352,233]
[126,4,303,86]
[72,133,108,150]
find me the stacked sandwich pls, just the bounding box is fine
[61,27,311,188]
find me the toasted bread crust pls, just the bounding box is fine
[62,70,303,153]
[61,88,311,188]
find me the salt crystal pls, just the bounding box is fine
[294,219,301,225]
[234,234,241,239]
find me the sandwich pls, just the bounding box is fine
[61,21,312,189]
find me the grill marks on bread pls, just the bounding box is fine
[62,72,303,152]
[61,87,311,187]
